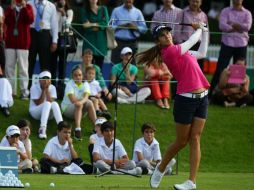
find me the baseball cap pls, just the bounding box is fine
[152,25,172,39]
[6,125,20,137]
[121,47,132,55]
[95,117,107,126]
[39,71,51,79]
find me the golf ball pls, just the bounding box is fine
[25,182,30,187]
[50,182,55,187]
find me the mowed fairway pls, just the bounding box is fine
[17,172,254,190]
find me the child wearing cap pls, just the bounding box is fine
[29,70,63,139]
[17,119,40,172]
[132,123,176,175]
[110,47,151,104]
[85,66,112,120]
[61,66,97,140]
[92,121,142,175]
[79,48,112,101]
[0,66,13,117]
[40,121,93,174]
[88,117,107,165]
[0,125,33,173]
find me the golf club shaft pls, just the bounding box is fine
[111,19,193,26]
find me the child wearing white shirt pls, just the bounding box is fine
[133,123,176,175]
[93,121,142,175]
[85,66,111,120]
[40,121,93,174]
[0,125,33,173]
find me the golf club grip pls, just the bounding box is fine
[179,23,193,26]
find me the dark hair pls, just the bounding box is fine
[17,119,31,129]
[84,0,101,12]
[57,121,71,131]
[71,65,82,75]
[136,45,163,67]
[82,48,93,56]
[141,123,156,133]
[235,57,246,65]
[101,121,114,133]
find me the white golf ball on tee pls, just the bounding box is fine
[25,182,30,187]
[50,182,55,187]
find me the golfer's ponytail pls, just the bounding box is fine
[136,45,162,67]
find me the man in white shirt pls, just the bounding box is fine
[40,121,93,174]
[27,0,58,88]
[29,70,63,139]
[92,121,142,175]
[0,125,33,173]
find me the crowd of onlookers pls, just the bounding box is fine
[0,0,254,175]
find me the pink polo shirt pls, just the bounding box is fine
[161,44,210,94]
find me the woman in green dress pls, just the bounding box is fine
[81,0,109,69]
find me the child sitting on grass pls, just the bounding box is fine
[133,123,176,175]
[40,121,93,174]
[85,66,111,120]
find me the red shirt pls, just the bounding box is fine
[4,4,34,49]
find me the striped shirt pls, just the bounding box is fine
[151,5,182,43]
[219,6,252,48]
[180,6,208,42]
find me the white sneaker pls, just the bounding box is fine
[38,127,47,139]
[117,97,130,104]
[126,167,142,175]
[50,166,57,174]
[150,165,164,188]
[174,180,196,190]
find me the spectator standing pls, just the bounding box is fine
[150,0,182,44]
[179,0,208,71]
[0,4,5,72]
[81,0,109,69]
[0,66,13,117]
[79,48,112,101]
[29,71,63,139]
[4,0,34,99]
[110,47,151,104]
[144,59,172,109]
[51,0,73,97]
[110,0,147,65]
[209,0,252,97]
[0,125,33,173]
[61,65,97,141]
[27,0,58,88]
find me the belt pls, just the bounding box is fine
[179,90,208,99]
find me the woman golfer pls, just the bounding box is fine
[136,23,209,190]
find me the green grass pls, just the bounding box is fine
[16,172,254,190]
[0,98,254,173]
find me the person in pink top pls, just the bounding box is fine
[144,60,172,109]
[137,23,209,190]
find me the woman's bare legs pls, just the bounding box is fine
[189,117,206,182]
[158,123,191,172]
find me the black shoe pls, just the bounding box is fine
[101,110,112,120]
[2,107,10,117]
[74,130,82,141]
[22,168,33,174]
